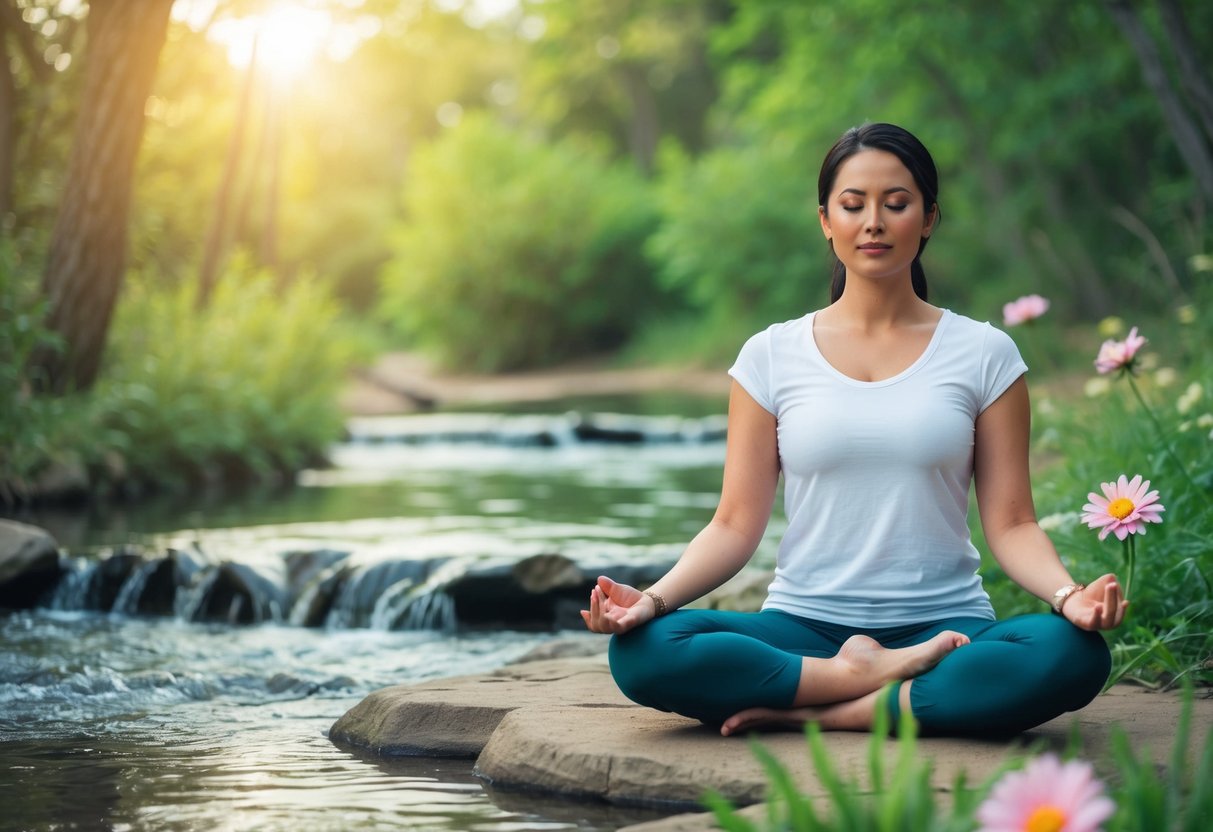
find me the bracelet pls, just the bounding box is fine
[1051,583,1085,615]
[643,590,668,617]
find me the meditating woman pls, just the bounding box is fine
[581,123,1122,738]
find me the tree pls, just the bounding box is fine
[28,0,174,393]
[1103,0,1213,204]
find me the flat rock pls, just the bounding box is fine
[329,655,628,757]
[332,656,1212,829]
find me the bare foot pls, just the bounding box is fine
[721,689,884,736]
[836,631,969,685]
[784,631,970,711]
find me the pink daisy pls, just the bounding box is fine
[976,754,1115,832]
[1003,294,1050,327]
[1081,474,1165,542]
[1094,326,1146,374]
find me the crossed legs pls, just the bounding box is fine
[608,609,1110,737]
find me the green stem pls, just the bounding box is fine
[1123,535,1136,601]
[1124,372,1209,502]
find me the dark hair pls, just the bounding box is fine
[817,123,940,303]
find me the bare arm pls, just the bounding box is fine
[974,376,1126,630]
[582,380,780,633]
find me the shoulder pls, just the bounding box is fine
[741,312,813,350]
[941,310,1018,354]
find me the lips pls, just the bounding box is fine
[858,243,891,250]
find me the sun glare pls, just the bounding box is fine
[211,4,332,82]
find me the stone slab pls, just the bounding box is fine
[331,657,1211,828]
[329,655,627,756]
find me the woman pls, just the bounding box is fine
[581,123,1123,738]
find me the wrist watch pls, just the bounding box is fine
[1051,583,1085,615]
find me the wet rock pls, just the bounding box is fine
[84,549,146,611]
[512,553,582,594]
[289,563,351,627]
[283,549,350,598]
[0,520,62,609]
[188,562,288,625]
[447,555,674,630]
[121,548,205,616]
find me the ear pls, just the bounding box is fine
[922,203,938,238]
[818,205,831,241]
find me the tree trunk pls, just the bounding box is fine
[1156,0,1213,144]
[0,4,14,221]
[1103,0,1213,203]
[618,63,659,177]
[197,36,259,309]
[28,0,174,393]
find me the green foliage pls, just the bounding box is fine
[0,239,71,487]
[704,689,1008,831]
[991,309,1213,688]
[378,115,664,371]
[647,142,825,339]
[91,260,367,485]
[705,0,1211,325]
[706,687,1212,831]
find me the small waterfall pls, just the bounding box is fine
[368,578,456,632]
[397,588,456,631]
[25,542,673,632]
[323,559,438,630]
[47,557,95,611]
[111,559,163,616]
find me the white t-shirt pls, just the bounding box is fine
[728,309,1027,626]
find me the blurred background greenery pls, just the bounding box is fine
[1,0,1211,491]
[0,0,1209,687]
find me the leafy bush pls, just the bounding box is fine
[91,259,367,486]
[647,142,824,346]
[378,115,664,372]
[0,240,74,492]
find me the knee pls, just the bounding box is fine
[1027,615,1111,704]
[607,622,679,709]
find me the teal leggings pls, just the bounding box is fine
[608,609,1111,736]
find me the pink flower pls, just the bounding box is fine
[1081,474,1165,542]
[976,754,1115,832]
[1003,294,1050,327]
[1094,326,1146,374]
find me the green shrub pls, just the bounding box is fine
[0,239,73,490]
[90,259,367,486]
[647,142,824,337]
[378,115,664,372]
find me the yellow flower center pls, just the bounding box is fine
[1024,805,1067,832]
[1107,497,1135,520]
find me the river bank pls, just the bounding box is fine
[339,352,732,416]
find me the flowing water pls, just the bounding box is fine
[1,398,783,831]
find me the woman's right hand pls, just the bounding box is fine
[580,575,656,635]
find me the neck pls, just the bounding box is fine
[827,272,934,329]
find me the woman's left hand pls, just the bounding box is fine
[1062,573,1128,631]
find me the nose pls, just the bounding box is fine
[865,207,883,233]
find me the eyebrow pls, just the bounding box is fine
[839,186,912,196]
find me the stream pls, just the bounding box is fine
[1,396,786,831]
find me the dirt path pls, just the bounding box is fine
[340,352,732,415]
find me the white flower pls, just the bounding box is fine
[1177,382,1204,415]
